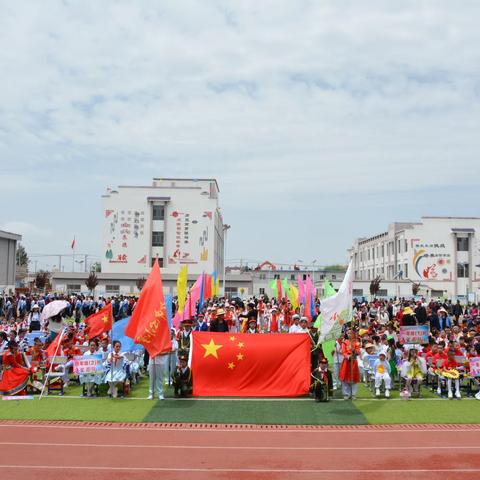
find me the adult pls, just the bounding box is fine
[0,341,31,396]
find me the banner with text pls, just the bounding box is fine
[399,325,429,345]
[469,357,480,377]
[73,355,104,375]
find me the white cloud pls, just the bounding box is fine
[0,1,479,262]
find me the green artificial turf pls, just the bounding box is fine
[143,398,367,425]
[356,398,480,425]
[1,377,478,425]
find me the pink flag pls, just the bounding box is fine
[297,275,305,304]
[172,274,203,328]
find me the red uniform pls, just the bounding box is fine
[0,351,30,395]
[339,340,361,383]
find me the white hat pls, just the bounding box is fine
[300,316,308,322]
[292,314,300,320]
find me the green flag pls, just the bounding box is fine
[313,280,336,329]
[269,279,278,297]
[282,277,290,293]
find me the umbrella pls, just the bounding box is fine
[231,297,245,309]
[40,300,70,322]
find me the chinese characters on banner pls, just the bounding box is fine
[399,326,430,344]
[469,357,480,377]
[73,355,104,375]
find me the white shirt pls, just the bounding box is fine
[289,324,302,333]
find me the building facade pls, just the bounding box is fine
[348,217,480,300]
[0,230,22,293]
[102,178,224,276]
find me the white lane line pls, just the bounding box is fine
[0,442,478,450]
[1,424,479,433]
[0,466,479,473]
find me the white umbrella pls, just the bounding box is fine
[40,300,70,322]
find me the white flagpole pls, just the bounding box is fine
[39,328,66,400]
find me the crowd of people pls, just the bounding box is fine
[1,292,480,402]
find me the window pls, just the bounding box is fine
[106,285,120,294]
[368,250,370,261]
[381,245,384,257]
[152,231,164,247]
[372,247,375,259]
[273,274,280,280]
[404,263,408,278]
[431,289,444,298]
[404,240,408,252]
[259,273,266,280]
[66,284,81,292]
[457,263,469,278]
[151,257,164,267]
[353,289,363,296]
[457,237,469,251]
[290,274,295,280]
[259,288,265,295]
[152,205,165,221]
[302,274,307,280]
[377,289,388,297]
[332,275,336,280]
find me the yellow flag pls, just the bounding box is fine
[288,284,299,311]
[177,265,188,313]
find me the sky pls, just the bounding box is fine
[1,1,479,270]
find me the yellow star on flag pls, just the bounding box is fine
[236,353,244,361]
[201,339,223,359]
[102,315,109,324]
[227,362,236,370]
[229,336,236,341]
[237,342,244,348]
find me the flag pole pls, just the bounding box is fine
[39,328,66,400]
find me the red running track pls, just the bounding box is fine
[0,421,479,480]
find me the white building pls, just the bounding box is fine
[0,230,22,293]
[102,178,224,276]
[348,216,480,300]
[52,178,226,297]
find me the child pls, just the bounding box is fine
[105,340,127,398]
[373,352,392,398]
[401,348,427,398]
[172,354,192,398]
[441,350,461,399]
[311,357,332,402]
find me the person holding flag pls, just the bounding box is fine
[339,329,361,400]
[125,258,171,400]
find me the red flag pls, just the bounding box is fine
[71,237,76,249]
[46,332,64,358]
[84,303,113,339]
[191,332,310,397]
[276,278,282,300]
[125,258,171,357]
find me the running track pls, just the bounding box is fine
[1,421,479,480]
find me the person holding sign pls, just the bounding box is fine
[373,352,392,398]
[80,339,102,398]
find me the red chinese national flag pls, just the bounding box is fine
[191,332,310,397]
[125,258,171,357]
[84,303,113,339]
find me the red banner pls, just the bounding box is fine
[191,332,310,397]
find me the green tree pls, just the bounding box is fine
[16,243,29,267]
[369,276,381,297]
[35,271,49,291]
[85,272,99,294]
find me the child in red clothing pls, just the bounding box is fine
[442,350,461,399]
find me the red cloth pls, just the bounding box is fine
[339,340,360,383]
[191,332,310,397]
[270,313,278,333]
[0,352,30,395]
[442,359,458,370]
[125,259,171,357]
[85,303,113,339]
